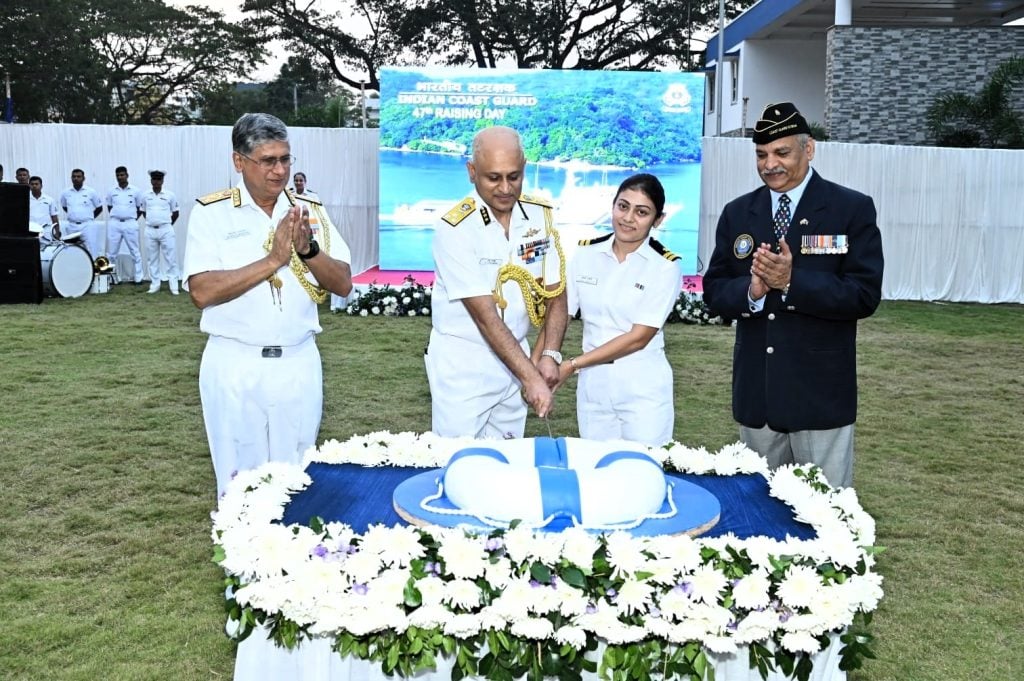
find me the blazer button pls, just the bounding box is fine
[741,312,751,318]
[768,313,775,321]
[766,346,774,354]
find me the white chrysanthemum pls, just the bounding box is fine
[414,576,445,606]
[437,533,488,580]
[443,613,483,638]
[657,587,695,622]
[777,564,823,609]
[688,564,728,604]
[733,609,779,644]
[502,525,539,564]
[741,536,783,570]
[510,616,554,640]
[616,578,653,616]
[810,584,855,630]
[780,630,822,654]
[407,604,451,629]
[732,570,772,610]
[555,584,590,618]
[443,579,483,610]
[368,567,411,607]
[383,526,427,567]
[645,557,680,585]
[843,572,884,611]
[248,523,305,579]
[340,547,384,585]
[484,555,513,589]
[528,583,564,615]
[646,534,702,573]
[605,532,648,577]
[554,625,587,649]
[702,635,738,655]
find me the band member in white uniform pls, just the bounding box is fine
[427,126,568,440]
[29,176,61,247]
[183,113,353,498]
[137,171,181,294]
[556,174,682,446]
[59,169,103,258]
[105,166,144,283]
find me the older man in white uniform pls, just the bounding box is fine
[105,166,144,283]
[183,113,353,497]
[60,169,103,258]
[426,126,568,439]
[138,170,181,294]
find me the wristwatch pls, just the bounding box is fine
[297,240,320,261]
[541,350,563,365]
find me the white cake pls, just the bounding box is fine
[432,437,670,530]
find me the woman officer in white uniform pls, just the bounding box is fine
[556,174,682,446]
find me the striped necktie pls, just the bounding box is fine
[773,193,791,243]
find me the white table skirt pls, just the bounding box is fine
[233,626,846,681]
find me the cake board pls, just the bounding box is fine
[393,470,720,537]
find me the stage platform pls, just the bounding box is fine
[351,267,703,293]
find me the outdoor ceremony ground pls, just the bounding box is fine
[0,288,1021,680]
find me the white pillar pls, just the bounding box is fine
[835,0,852,25]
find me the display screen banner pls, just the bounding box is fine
[379,66,705,274]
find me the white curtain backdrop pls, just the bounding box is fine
[3,124,1020,302]
[0,124,379,277]
[698,137,1024,304]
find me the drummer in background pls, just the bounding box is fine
[59,169,104,259]
[555,173,682,447]
[105,166,145,284]
[29,176,61,247]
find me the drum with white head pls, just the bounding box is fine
[40,243,94,298]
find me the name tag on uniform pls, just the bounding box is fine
[479,257,503,265]
[801,234,848,254]
[226,229,250,240]
[575,275,598,285]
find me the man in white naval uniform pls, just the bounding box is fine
[426,126,568,439]
[105,166,144,284]
[183,113,353,497]
[59,169,103,258]
[138,170,181,294]
[29,176,61,247]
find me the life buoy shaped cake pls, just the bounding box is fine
[421,437,673,530]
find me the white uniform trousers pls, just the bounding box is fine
[145,223,179,281]
[739,423,855,488]
[199,335,324,497]
[67,219,100,260]
[107,218,143,282]
[576,351,674,447]
[425,330,528,440]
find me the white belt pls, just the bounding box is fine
[111,217,137,222]
[207,334,315,358]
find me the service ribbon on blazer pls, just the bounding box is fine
[800,234,848,255]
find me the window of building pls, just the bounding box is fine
[707,72,716,113]
[730,59,739,104]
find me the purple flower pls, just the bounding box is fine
[485,538,504,551]
[353,583,369,595]
[606,588,617,598]
[675,582,693,595]
[586,604,598,615]
[312,544,328,558]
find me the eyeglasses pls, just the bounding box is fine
[238,152,296,170]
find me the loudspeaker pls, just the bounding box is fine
[0,182,31,236]
[0,236,43,304]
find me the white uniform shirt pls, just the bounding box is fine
[182,181,351,347]
[60,185,103,223]
[567,237,681,357]
[432,192,563,344]
[106,184,142,220]
[137,189,179,226]
[29,192,59,228]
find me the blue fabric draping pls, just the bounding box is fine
[281,464,816,541]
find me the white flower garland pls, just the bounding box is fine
[212,432,883,665]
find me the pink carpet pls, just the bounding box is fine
[354,267,703,293]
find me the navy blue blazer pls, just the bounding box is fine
[703,170,884,432]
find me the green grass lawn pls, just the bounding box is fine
[0,287,1021,680]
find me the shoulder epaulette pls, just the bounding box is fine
[578,233,613,247]
[294,193,323,206]
[648,237,681,261]
[518,194,553,208]
[442,198,476,226]
[196,188,239,207]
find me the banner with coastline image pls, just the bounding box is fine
[379,66,705,273]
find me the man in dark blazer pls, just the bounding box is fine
[703,102,884,488]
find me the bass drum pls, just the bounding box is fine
[41,243,94,298]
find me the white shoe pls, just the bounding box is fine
[169,277,180,295]
[170,287,179,295]
[148,283,160,294]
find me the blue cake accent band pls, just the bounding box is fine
[595,451,659,468]
[533,437,565,468]
[447,448,509,466]
[538,467,581,520]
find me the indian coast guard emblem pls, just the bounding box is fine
[733,234,754,259]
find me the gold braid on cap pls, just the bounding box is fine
[262,202,334,305]
[492,208,566,327]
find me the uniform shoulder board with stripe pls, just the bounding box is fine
[518,193,552,208]
[578,233,613,247]
[648,237,681,261]
[442,197,476,226]
[293,193,323,207]
[195,188,236,206]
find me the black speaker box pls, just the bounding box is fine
[0,236,43,304]
[0,182,31,236]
